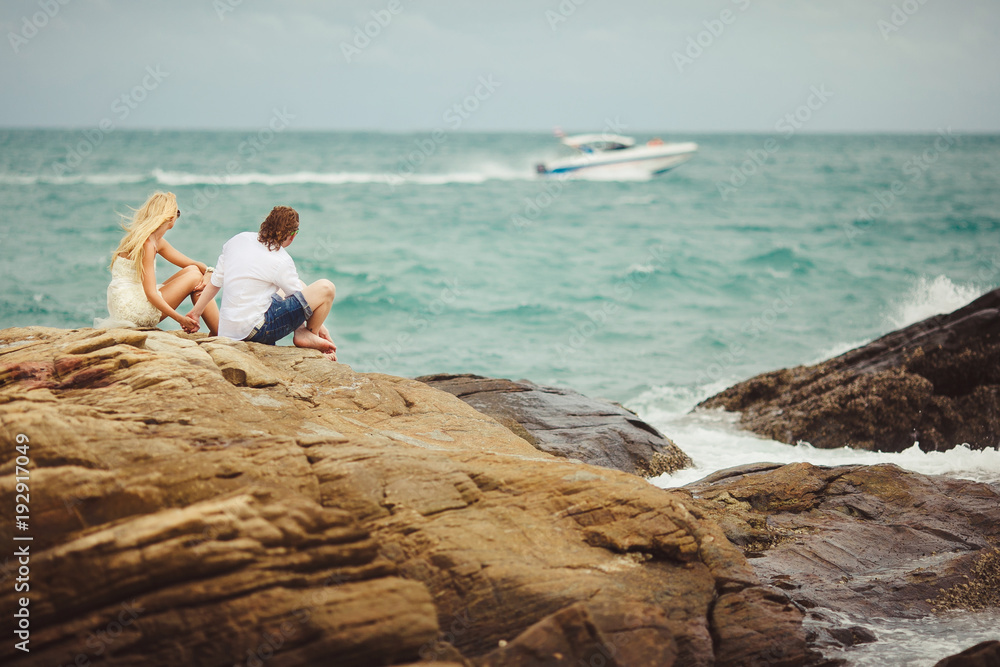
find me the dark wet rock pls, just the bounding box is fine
[699,288,1000,452]
[824,625,877,647]
[804,619,877,654]
[933,640,1000,667]
[682,461,1000,656]
[416,373,691,477]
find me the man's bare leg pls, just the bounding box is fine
[293,327,336,359]
[296,279,337,359]
[300,279,335,335]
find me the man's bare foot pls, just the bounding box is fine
[293,327,337,358]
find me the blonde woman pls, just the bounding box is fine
[102,192,219,335]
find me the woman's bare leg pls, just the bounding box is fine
[158,266,219,335]
[158,266,201,308]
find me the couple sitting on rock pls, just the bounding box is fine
[102,192,337,360]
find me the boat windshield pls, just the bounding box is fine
[562,134,636,153]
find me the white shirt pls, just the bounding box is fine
[212,232,302,340]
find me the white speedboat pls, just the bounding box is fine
[536,133,698,177]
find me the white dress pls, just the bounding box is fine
[97,256,162,328]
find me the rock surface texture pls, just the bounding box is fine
[416,373,691,477]
[683,461,1000,653]
[1,327,802,667]
[699,288,1000,452]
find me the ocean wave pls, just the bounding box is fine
[152,168,398,186]
[0,173,149,186]
[0,168,536,187]
[150,167,538,187]
[884,275,981,329]
[744,246,815,271]
[622,263,658,277]
[0,164,667,187]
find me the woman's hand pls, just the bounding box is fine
[175,312,199,333]
[193,263,211,291]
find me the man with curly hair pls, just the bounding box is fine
[188,206,337,359]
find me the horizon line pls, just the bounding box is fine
[1,126,996,136]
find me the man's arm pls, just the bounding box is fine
[188,283,221,322]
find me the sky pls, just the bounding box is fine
[1,0,999,132]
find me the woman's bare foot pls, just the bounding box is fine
[293,327,337,359]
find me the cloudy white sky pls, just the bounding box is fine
[1,0,998,132]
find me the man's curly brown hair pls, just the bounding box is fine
[258,206,299,251]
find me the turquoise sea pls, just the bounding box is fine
[1,129,1000,663]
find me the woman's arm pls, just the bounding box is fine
[158,238,207,273]
[141,240,198,331]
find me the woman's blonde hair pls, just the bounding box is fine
[110,192,179,281]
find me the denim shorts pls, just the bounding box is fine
[245,291,312,345]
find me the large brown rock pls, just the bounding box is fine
[416,373,691,477]
[0,327,804,666]
[699,288,1000,452]
[682,461,1000,651]
[934,640,1000,667]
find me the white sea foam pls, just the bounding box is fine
[884,275,981,329]
[829,609,1000,667]
[152,168,391,186]
[630,385,1000,488]
[635,274,1000,488]
[152,167,536,186]
[623,263,656,277]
